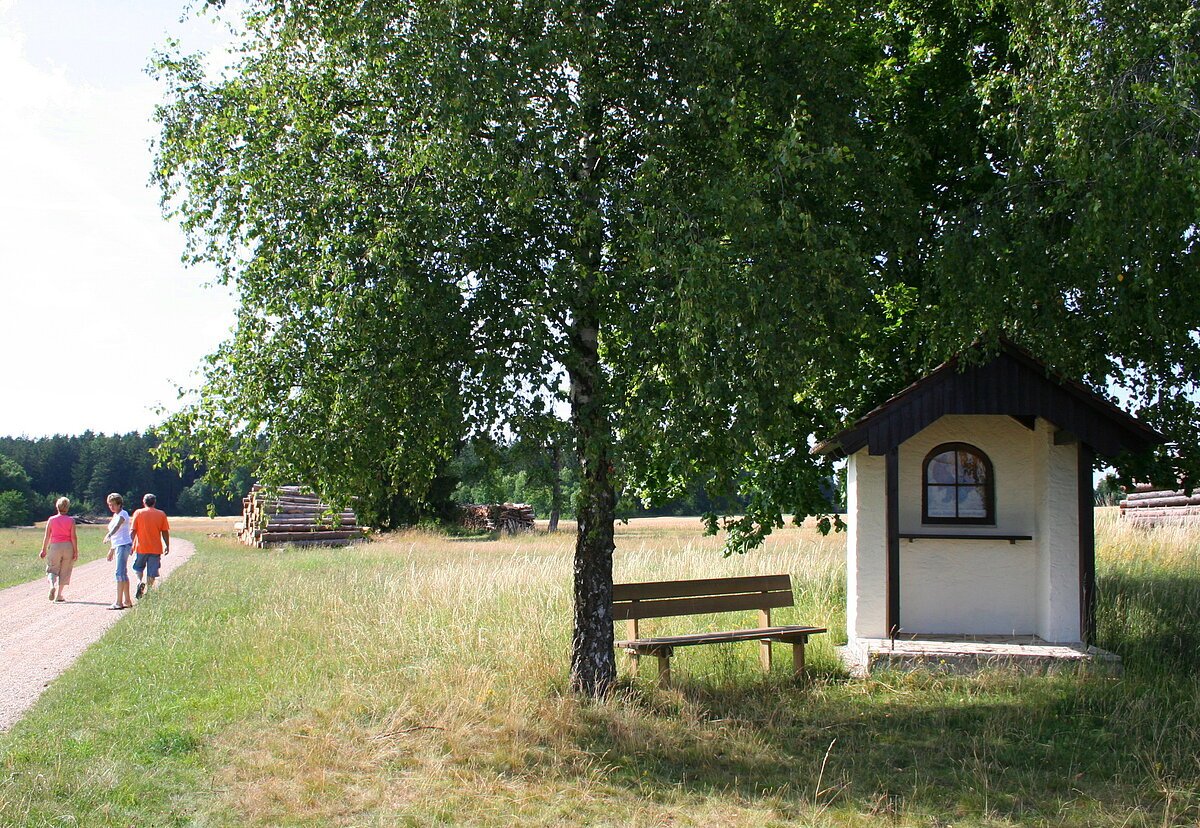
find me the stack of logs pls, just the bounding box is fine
[1119,484,1200,527]
[236,485,366,548]
[459,503,536,534]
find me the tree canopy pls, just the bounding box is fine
[154,0,1200,694]
[887,0,1200,483]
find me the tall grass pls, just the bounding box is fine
[1,514,1199,826]
[1095,508,1200,678]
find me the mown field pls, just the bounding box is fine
[0,525,111,590]
[1,510,1199,826]
[0,517,230,591]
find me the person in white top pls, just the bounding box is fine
[102,493,134,610]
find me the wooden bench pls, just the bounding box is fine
[612,574,826,687]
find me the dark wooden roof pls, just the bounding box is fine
[814,339,1165,460]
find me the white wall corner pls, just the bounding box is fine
[1045,434,1082,643]
[847,450,888,640]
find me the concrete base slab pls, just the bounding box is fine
[839,635,1122,677]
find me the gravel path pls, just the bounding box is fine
[0,539,196,731]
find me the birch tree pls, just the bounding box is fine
[154,0,893,694]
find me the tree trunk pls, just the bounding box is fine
[548,441,562,533]
[568,323,616,697]
[567,88,616,696]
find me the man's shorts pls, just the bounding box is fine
[113,543,132,582]
[132,552,161,579]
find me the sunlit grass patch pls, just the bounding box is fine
[0,525,111,590]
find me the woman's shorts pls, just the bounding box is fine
[113,543,132,582]
[132,552,161,579]
[46,541,76,585]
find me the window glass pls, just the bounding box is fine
[927,486,957,517]
[927,452,956,484]
[923,443,992,523]
[958,452,987,484]
[958,486,987,517]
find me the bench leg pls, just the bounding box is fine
[792,638,807,679]
[759,607,773,673]
[627,651,640,678]
[657,653,672,689]
[760,639,772,673]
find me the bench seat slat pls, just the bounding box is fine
[612,590,795,621]
[612,574,792,602]
[617,624,827,650]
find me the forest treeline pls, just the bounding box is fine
[0,433,252,527]
[449,439,768,527]
[0,430,794,529]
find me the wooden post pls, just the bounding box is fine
[1078,443,1097,645]
[886,448,901,636]
[656,651,672,689]
[626,618,640,676]
[792,638,807,678]
[759,605,772,672]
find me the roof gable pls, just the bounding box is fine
[815,340,1164,460]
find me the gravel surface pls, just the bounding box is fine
[0,538,195,731]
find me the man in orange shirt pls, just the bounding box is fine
[130,493,170,599]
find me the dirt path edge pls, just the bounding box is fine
[0,538,196,731]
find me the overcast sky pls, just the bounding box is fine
[0,0,239,438]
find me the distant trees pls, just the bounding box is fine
[0,432,248,521]
[1095,475,1125,508]
[451,437,842,525]
[0,455,35,527]
[452,440,581,528]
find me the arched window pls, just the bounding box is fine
[922,443,994,525]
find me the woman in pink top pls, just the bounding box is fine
[40,496,78,602]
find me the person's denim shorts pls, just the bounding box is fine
[132,552,161,579]
[113,543,132,582]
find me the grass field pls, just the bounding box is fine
[0,517,229,591]
[1,511,1199,826]
[0,525,112,590]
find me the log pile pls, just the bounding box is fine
[236,484,366,548]
[459,503,536,534]
[1119,483,1200,527]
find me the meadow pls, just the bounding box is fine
[0,525,111,590]
[1,510,1199,826]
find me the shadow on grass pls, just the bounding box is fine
[1097,569,1200,679]
[561,663,1196,825]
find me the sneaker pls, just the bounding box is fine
[49,587,56,601]
[135,582,145,600]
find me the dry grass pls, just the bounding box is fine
[168,515,242,534]
[4,513,1200,826]
[198,517,846,826]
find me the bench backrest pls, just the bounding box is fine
[612,574,794,639]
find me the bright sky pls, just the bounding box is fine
[0,0,238,438]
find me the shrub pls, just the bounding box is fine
[0,489,29,527]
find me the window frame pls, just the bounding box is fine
[921,442,995,526]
